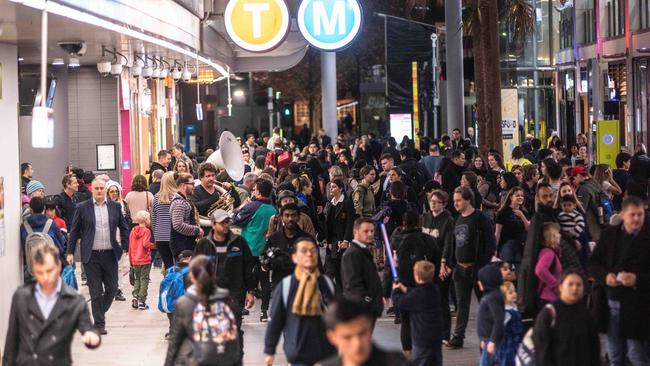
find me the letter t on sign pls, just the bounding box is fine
[243,3,271,39]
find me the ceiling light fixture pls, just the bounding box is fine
[52,58,64,66]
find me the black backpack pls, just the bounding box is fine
[405,165,426,197]
[397,232,433,286]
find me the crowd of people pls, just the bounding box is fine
[5,125,650,366]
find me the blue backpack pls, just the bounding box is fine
[158,266,190,313]
[61,265,78,290]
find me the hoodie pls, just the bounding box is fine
[129,225,152,265]
[477,263,505,345]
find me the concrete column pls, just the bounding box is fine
[0,43,24,346]
[321,51,338,140]
[444,0,465,135]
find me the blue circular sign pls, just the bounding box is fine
[297,0,362,51]
[602,134,614,145]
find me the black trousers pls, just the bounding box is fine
[452,265,482,339]
[439,275,452,342]
[84,250,119,329]
[256,265,272,312]
[156,241,174,269]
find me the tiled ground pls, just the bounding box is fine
[71,258,482,365]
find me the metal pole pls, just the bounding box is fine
[431,33,438,138]
[444,0,465,135]
[40,2,48,108]
[267,87,274,137]
[321,51,338,141]
[533,0,540,138]
[249,72,254,126]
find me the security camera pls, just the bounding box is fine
[182,69,192,82]
[97,60,111,77]
[110,63,123,77]
[58,41,87,56]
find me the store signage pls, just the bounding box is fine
[501,89,519,162]
[224,0,290,52]
[297,0,362,50]
[389,114,413,140]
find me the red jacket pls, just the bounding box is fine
[129,226,152,265]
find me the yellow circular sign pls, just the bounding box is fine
[224,0,290,52]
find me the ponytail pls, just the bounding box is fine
[190,255,216,306]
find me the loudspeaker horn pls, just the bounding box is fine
[206,131,245,181]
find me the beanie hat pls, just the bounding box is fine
[26,180,45,196]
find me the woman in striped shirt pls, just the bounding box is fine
[152,172,177,270]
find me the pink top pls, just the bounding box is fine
[535,247,562,302]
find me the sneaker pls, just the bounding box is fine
[131,298,139,309]
[242,309,250,316]
[386,306,395,316]
[164,332,171,341]
[445,336,463,349]
[260,311,269,323]
[114,289,126,301]
[139,302,149,310]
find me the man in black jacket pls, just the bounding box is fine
[341,218,384,320]
[148,149,170,184]
[589,196,650,365]
[264,237,336,366]
[517,182,556,318]
[4,240,100,366]
[194,209,256,336]
[259,203,313,322]
[318,298,407,366]
[446,187,496,349]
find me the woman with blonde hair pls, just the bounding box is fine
[152,171,178,269]
[592,163,622,200]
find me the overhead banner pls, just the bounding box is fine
[501,89,519,163]
[596,120,619,167]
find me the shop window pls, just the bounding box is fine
[641,0,650,30]
[606,0,625,37]
[582,6,596,44]
[559,9,573,50]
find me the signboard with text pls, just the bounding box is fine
[297,0,362,50]
[224,0,290,52]
[501,89,519,162]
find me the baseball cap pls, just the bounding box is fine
[211,209,231,223]
[570,165,588,177]
[177,250,193,261]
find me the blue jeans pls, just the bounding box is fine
[479,338,498,366]
[607,300,649,366]
[411,345,442,366]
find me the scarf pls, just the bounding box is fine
[291,267,323,316]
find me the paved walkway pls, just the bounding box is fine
[71,259,481,365]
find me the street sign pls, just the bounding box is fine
[297,0,362,51]
[224,0,290,52]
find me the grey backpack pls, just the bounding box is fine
[24,219,55,275]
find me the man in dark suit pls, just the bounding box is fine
[3,240,100,365]
[67,178,129,334]
[340,218,384,320]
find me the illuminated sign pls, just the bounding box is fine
[297,0,362,50]
[224,0,290,52]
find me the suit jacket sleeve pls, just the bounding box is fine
[68,204,83,255]
[2,292,20,366]
[588,228,610,287]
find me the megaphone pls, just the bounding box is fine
[206,131,245,181]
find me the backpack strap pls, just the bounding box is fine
[24,221,33,234]
[321,275,335,298]
[42,219,53,234]
[544,303,557,328]
[281,275,292,307]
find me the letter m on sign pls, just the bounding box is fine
[313,1,346,36]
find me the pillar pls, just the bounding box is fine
[0,43,24,346]
[321,51,338,140]
[445,0,465,135]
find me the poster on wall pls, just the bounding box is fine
[389,113,413,140]
[97,144,116,171]
[0,176,5,257]
[501,89,519,162]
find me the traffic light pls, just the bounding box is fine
[282,103,292,117]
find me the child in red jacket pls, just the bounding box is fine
[129,210,153,310]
